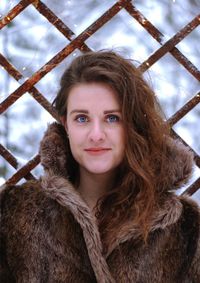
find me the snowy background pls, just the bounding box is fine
[0,0,199,202]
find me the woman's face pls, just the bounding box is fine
[64,82,125,177]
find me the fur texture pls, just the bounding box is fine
[1,122,200,283]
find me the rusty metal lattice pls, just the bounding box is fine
[0,0,200,194]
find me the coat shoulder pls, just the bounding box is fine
[0,179,74,237]
[178,196,200,242]
[178,196,200,282]
[0,181,97,283]
[1,180,53,219]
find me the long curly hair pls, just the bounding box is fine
[53,50,170,249]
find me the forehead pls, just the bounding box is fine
[67,82,120,110]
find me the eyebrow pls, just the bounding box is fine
[69,109,121,115]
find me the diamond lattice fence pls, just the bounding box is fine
[0,0,199,196]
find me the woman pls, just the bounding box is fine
[1,51,199,283]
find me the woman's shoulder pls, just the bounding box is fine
[162,195,200,237]
[1,179,46,209]
[179,195,200,224]
[176,196,200,280]
[164,195,199,271]
[178,196,200,244]
[0,179,64,225]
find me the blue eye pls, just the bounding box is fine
[76,116,88,123]
[106,115,119,123]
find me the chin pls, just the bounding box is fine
[85,165,116,175]
[87,169,110,175]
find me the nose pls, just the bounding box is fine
[88,121,106,143]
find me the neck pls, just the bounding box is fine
[78,169,116,211]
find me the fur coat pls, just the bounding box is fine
[0,122,200,283]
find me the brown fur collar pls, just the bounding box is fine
[41,174,114,283]
[39,122,194,258]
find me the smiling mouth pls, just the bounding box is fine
[84,148,111,154]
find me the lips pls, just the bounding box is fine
[85,148,111,151]
[84,148,111,154]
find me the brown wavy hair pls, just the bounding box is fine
[53,50,170,249]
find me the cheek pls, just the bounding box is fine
[67,127,86,156]
[67,121,80,140]
[68,127,86,141]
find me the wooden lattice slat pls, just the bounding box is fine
[124,2,200,81]
[138,14,200,73]
[0,0,35,29]
[32,0,92,53]
[0,144,36,181]
[5,154,40,185]
[0,54,59,120]
[0,0,128,114]
[168,92,200,126]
